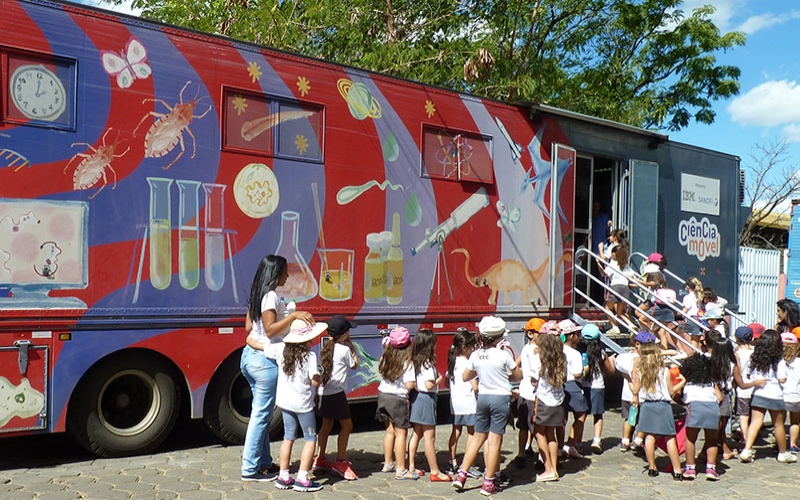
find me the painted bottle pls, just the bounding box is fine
[364,233,385,303]
[386,212,403,305]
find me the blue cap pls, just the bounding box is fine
[634,331,657,344]
[581,324,601,341]
[734,326,753,342]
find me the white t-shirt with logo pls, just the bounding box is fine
[466,347,516,396]
[268,344,318,413]
[450,356,477,415]
[318,342,356,396]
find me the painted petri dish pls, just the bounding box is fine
[233,162,280,219]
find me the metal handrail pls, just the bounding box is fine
[574,247,703,355]
[630,251,748,329]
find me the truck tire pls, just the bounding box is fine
[203,353,284,444]
[67,352,181,457]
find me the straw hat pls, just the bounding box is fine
[284,319,328,344]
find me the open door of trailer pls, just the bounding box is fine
[617,159,659,269]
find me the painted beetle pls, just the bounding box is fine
[65,128,129,199]
[133,80,212,170]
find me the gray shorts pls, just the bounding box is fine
[786,401,800,413]
[516,397,536,432]
[687,401,720,430]
[621,400,632,421]
[735,396,751,417]
[475,394,510,435]
[606,284,631,304]
[534,398,567,427]
[376,392,410,429]
[719,392,732,418]
[453,413,476,427]
[410,391,437,426]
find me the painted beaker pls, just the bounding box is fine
[203,183,227,291]
[274,211,317,302]
[147,177,173,290]
[318,248,354,301]
[177,180,201,290]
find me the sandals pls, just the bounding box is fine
[723,450,739,460]
[430,472,451,482]
[395,469,420,480]
[381,462,396,473]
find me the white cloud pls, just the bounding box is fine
[728,80,800,127]
[679,0,743,31]
[783,123,800,143]
[736,10,800,35]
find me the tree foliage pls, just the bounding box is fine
[739,140,800,248]
[123,0,745,131]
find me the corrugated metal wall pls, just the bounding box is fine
[738,246,782,326]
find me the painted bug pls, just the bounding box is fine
[133,80,212,170]
[64,128,129,199]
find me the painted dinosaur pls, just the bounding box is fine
[451,248,573,305]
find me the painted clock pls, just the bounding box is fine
[10,64,67,121]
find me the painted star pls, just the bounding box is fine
[297,76,311,97]
[295,134,309,155]
[424,100,436,118]
[521,123,570,223]
[247,61,262,83]
[231,94,247,115]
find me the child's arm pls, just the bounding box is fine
[667,371,684,398]
[630,364,641,406]
[471,378,479,393]
[603,353,617,375]
[714,383,723,403]
[463,368,477,382]
[732,364,767,389]
[345,339,359,370]
[311,373,320,389]
[509,365,523,383]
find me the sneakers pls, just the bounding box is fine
[682,466,696,480]
[619,440,631,452]
[480,480,503,496]
[466,466,482,479]
[591,439,603,454]
[293,477,323,492]
[275,476,295,490]
[241,469,278,482]
[563,445,584,459]
[332,459,358,480]
[705,467,720,481]
[453,470,468,490]
[777,452,798,463]
[312,456,332,472]
[789,445,800,453]
[739,449,755,462]
[608,326,621,335]
[495,472,511,486]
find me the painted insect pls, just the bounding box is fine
[133,80,212,170]
[64,128,129,199]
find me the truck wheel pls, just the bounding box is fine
[203,353,284,444]
[67,352,181,457]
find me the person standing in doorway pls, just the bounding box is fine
[590,201,612,304]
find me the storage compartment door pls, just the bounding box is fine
[550,144,576,307]
[0,343,48,432]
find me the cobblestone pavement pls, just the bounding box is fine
[1,403,797,499]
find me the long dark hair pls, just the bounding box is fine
[283,342,309,377]
[320,339,336,385]
[247,254,287,323]
[379,343,412,381]
[412,328,437,376]
[585,338,604,379]
[537,334,566,386]
[749,329,784,375]
[777,298,800,332]
[448,329,477,382]
[707,331,734,384]
[680,352,713,385]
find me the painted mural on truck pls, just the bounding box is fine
[0,0,574,317]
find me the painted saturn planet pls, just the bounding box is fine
[337,79,382,120]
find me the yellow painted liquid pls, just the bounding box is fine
[363,257,385,303]
[179,235,199,290]
[149,219,171,290]
[386,255,403,305]
[320,270,352,301]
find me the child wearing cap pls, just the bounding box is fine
[581,324,616,454]
[530,331,567,482]
[781,331,800,453]
[266,319,329,492]
[739,330,793,463]
[446,328,480,477]
[513,317,545,468]
[452,316,522,496]
[313,315,359,480]
[375,327,417,479]
[559,319,589,459]
[733,326,755,442]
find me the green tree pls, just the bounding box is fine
[124,0,744,131]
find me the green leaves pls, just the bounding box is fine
[119,0,744,131]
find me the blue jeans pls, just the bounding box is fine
[240,345,278,476]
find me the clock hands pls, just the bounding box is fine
[35,80,47,98]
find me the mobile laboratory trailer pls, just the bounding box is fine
[0,0,744,456]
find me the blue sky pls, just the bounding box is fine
[83,0,799,206]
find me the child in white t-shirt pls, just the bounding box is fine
[783,332,800,452]
[266,319,328,492]
[530,330,567,482]
[513,318,545,468]
[313,315,359,480]
[446,328,480,477]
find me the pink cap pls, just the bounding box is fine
[648,252,663,262]
[388,326,411,347]
[781,332,798,344]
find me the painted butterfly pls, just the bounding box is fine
[101,37,152,88]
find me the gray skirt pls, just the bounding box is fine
[718,392,732,418]
[583,386,605,415]
[751,395,785,412]
[637,401,676,436]
[410,391,438,426]
[534,397,567,427]
[687,401,720,430]
[564,381,589,413]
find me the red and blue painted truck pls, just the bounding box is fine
[0,0,745,456]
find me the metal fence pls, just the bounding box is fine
[738,246,783,326]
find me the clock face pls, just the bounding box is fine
[10,64,67,121]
